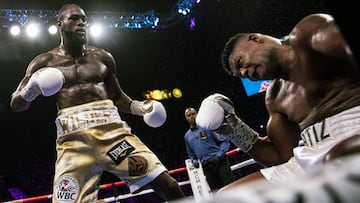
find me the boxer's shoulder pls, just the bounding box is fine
[265,79,287,106]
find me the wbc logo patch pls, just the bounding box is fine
[107,140,135,164]
[55,175,79,202]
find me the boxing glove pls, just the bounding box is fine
[197,93,259,152]
[130,100,167,128]
[20,67,65,102]
[196,93,234,130]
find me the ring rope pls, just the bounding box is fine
[96,181,191,203]
[96,158,257,203]
[2,148,257,203]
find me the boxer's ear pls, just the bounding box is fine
[248,34,261,43]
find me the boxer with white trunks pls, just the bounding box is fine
[261,105,360,182]
[194,153,360,203]
[196,13,360,193]
[175,151,360,203]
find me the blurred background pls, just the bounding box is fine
[0,0,353,202]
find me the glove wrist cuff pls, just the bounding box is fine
[20,86,40,102]
[130,100,145,116]
[226,115,258,153]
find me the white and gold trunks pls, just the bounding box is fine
[52,100,167,203]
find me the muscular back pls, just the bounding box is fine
[266,77,360,135]
[284,14,360,129]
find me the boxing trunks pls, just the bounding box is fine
[261,105,360,182]
[205,153,360,203]
[53,100,167,203]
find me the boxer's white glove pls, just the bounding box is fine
[130,100,167,128]
[196,93,259,152]
[196,93,234,130]
[20,67,65,102]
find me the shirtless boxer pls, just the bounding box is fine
[196,13,360,192]
[10,4,184,202]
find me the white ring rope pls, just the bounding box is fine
[2,148,258,203]
[96,181,191,203]
[96,158,257,203]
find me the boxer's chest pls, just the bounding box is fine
[54,56,107,84]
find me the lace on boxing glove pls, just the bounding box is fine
[130,100,147,116]
[224,113,259,153]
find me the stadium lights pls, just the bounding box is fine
[144,88,183,100]
[1,9,161,31]
[2,0,201,39]
[1,0,200,33]
[177,0,199,15]
[89,23,103,38]
[48,25,58,35]
[8,22,107,39]
[9,25,21,36]
[25,22,40,38]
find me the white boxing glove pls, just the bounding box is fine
[196,93,234,130]
[197,93,259,152]
[130,100,167,128]
[20,67,64,102]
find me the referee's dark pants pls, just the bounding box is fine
[202,156,234,191]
